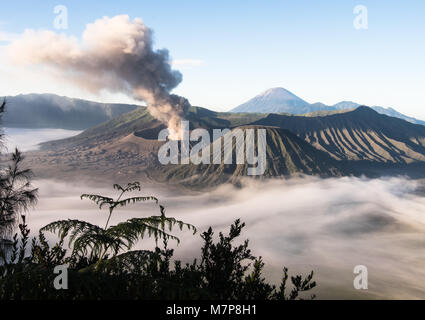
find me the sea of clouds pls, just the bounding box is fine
[3,128,82,151]
[26,176,425,299]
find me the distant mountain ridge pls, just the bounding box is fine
[29,104,425,186]
[252,106,425,163]
[3,93,139,130]
[231,88,425,126]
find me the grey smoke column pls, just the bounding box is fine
[8,15,190,138]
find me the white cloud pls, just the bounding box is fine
[0,30,19,43]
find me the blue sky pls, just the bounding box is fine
[0,0,424,119]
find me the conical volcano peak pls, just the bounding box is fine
[231,87,311,114]
[259,87,302,100]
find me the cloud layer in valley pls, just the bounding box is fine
[27,176,425,299]
[3,128,82,151]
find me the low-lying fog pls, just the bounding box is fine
[26,176,425,300]
[3,128,82,151]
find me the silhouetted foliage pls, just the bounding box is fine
[0,202,316,299]
[0,100,38,262]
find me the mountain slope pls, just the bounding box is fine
[370,106,425,126]
[252,107,425,163]
[29,104,425,185]
[231,88,332,114]
[3,93,138,130]
[153,126,346,187]
[40,106,266,149]
[231,88,425,126]
[334,101,425,126]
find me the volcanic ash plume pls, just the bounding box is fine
[7,15,189,139]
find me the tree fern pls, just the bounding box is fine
[41,182,196,269]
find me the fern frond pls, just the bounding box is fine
[107,218,181,247]
[80,194,114,209]
[113,182,141,193]
[147,215,197,235]
[114,196,158,208]
[112,184,125,192]
[41,219,104,247]
[72,231,126,258]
